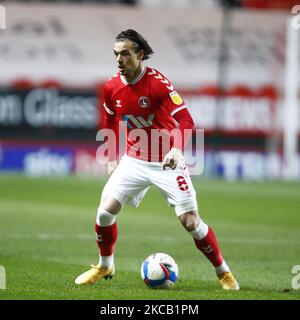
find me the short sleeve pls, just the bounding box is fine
[101,84,115,116]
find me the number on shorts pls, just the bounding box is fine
[176,175,189,191]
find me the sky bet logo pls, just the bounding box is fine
[0,5,6,29]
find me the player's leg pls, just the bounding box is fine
[178,210,239,290]
[74,196,122,285]
[150,157,239,290]
[95,195,121,269]
[75,155,150,285]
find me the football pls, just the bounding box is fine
[140,253,179,289]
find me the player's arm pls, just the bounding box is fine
[172,107,194,150]
[103,111,119,175]
[157,77,194,170]
[101,89,119,175]
[163,108,194,170]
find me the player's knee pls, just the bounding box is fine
[100,196,122,214]
[179,212,200,232]
[96,207,118,226]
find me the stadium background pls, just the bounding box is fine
[0,0,300,300]
[1,0,300,180]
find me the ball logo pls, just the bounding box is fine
[138,96,150,108]
[176,175,189,191]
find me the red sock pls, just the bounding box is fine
[95,223,118,256]
[194,226,223,267]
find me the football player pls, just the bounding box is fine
[75,29,239,290]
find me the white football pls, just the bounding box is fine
[141,253,179,289]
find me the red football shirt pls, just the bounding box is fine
[102,66,188,162]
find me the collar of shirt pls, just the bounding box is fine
[120,66,146,86]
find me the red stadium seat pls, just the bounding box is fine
[11,78,34,90]
[39,79,62,89]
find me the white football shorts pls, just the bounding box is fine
[101,154,198,217]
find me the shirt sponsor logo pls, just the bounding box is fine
[123,113,155,129]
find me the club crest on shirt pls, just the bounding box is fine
[138,96,150,108]
[169,91,183,105]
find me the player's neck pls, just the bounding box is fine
[124,65,143,83]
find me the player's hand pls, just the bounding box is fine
[162,147,182,170]
[108,160,118,175]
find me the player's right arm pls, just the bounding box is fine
[101,85,119,175]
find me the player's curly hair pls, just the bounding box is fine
[115,29,154,60]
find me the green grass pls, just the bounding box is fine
[0,174,300,300]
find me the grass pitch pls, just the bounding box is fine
[0,174,299,300]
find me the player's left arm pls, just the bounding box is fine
[163,108,194,170]
[158,81,194,170]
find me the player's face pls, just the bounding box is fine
[113,40,143,80]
